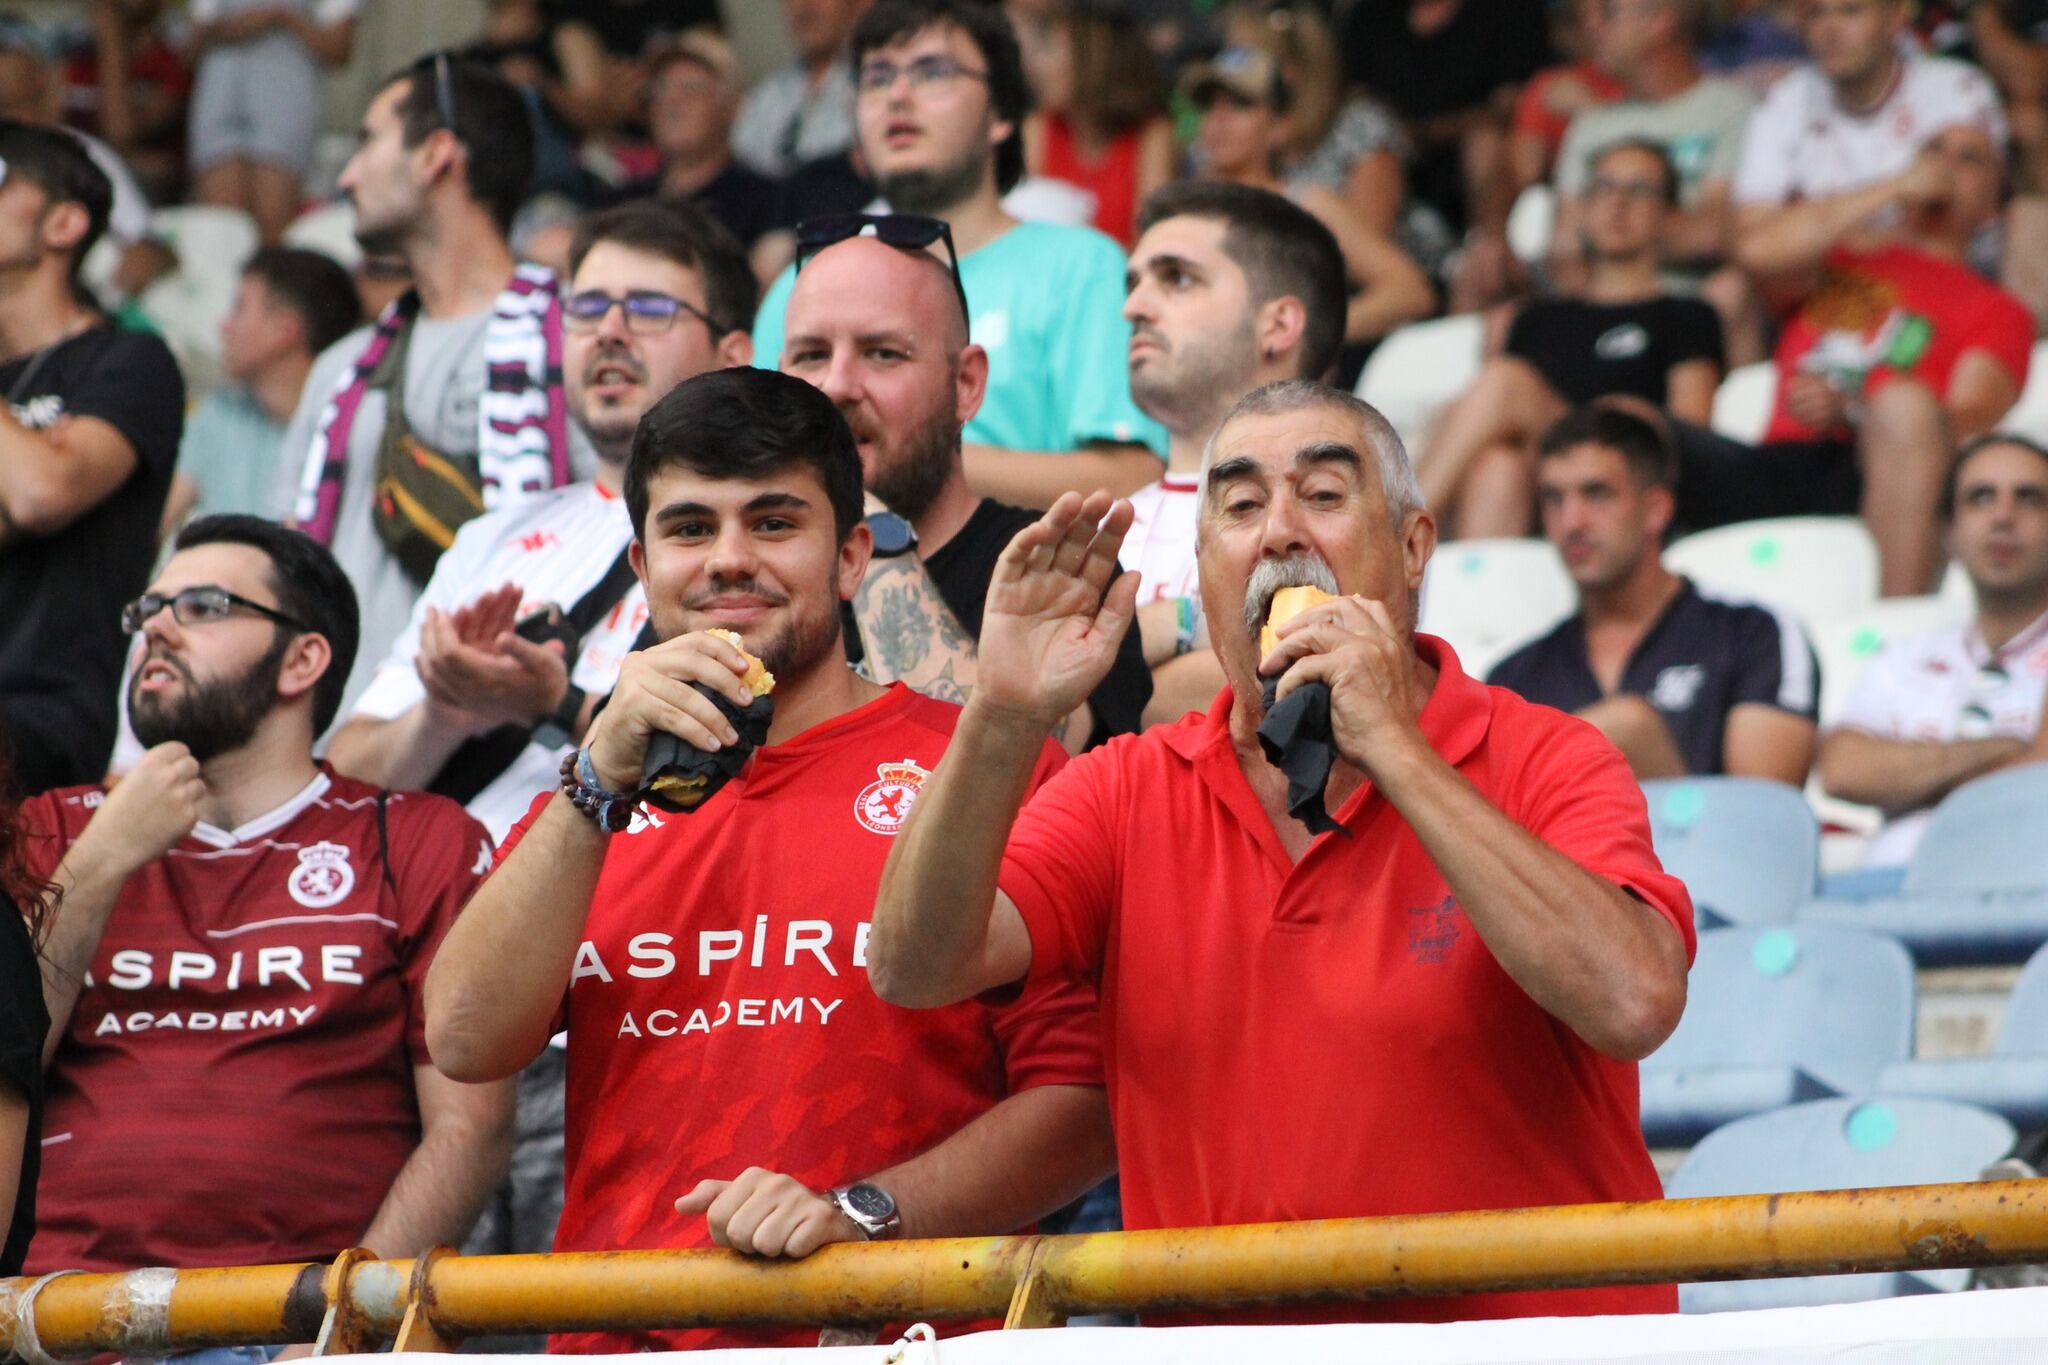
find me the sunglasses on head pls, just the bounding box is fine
[793,213,971,340]
[422,50,458,133]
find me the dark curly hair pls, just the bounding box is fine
[0,751,55,946]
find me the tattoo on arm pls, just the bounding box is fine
[852,557,979,701]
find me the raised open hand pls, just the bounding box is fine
[976,490,1140,730]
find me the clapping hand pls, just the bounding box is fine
[975,491,1140,731]
[415,583,570,733]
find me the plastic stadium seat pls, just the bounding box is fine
[1801,765,2048,964]
[282,199,363,271]
[1664,517,1878,629]
[1709,362,1777,443]
[1416,538,1573,678]
[1999,340,2048,443]
[1640,924,1913,1146]
[137,205,260,395]
[1666,1097,2015,1312]
[1877,941,2048,1127]
[1811,596,1969,726]
[1505,183,1554,265]
[1641,777,1818,927]
[1355,312,1484,455]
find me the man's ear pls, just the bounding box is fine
[839,520,874,602]
[954,342,990,427]
[716,329,754,368]
[276,631,335,710]
[412,126,464,191]
[1644,484,1677,541]
[40,201,89,256]
[1254,296,1307,368]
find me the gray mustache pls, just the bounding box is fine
[1242,553,1339,633]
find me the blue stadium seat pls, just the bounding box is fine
[1641,777,1818,927]
[1875,941,2048,1128]
[1640,924,1914,1146]
[1666,1097,2016,1312]
[1799,765,2048,964]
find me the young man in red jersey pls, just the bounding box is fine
[20,515,511,1287]
[425,366,1112,1352]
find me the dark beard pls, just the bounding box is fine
[130,633,291,762]
[876,145,989,217]
[869,403,958,524]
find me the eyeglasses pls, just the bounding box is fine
[1587,176,1667,202]
[432,51,459,133]
[563,289,728,337]
[122,586,310,636]
[794,212,971,340]
[856,55,989,94]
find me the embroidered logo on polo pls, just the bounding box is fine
[854,760,930,835]
[288,842,356,909]
[1406,894,1464,964]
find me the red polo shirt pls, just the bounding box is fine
[999,636,1695,1322]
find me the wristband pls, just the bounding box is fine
[1173,596,1199,657]
[559,748,635,833]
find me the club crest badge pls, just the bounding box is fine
[288,841,356,909]
[854,760,931,835]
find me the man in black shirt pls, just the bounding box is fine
[1489,405,1818,783]
[0,122,184,793]
[778,226,1150,751]
[1417,139,1723,539]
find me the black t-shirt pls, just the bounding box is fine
[0,325,185,795]
[919,499,1152,746]
[1487,578,1819,775]
[0,895,47,1276]
[1504,296,1724,406]
[607,161,786,250]
[1341,0,1551,120]
[539,0,721,57]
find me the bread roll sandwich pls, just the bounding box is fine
[1259,585,1335,657]
[641,630,776,811]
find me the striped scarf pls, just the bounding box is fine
[291,263,570,544]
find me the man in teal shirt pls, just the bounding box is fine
[753,0,1165,510]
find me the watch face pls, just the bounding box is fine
[867,512,915,556]
[845,1183,896,1219]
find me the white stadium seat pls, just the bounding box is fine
[137,205,261,397]
[1664,517,1878,629]
[1709,362,1777,443]
[282,199,363,271]
[1355,312,1484,455]
[1997,340,2048,443]
[1417,537,1575,678]
[1505,183,1555,266]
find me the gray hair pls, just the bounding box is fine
[1199,379,1425,525]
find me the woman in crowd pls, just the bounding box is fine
[0,751,51,1277]
[1020,1,1175,246]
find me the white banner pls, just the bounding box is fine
[381,1285,2048,1364]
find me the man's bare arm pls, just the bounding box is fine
[1733,162,1932,279]
[1722,705,1817,786]
[1819,728,2029,812]
[0,414,140,548]
[326,702,478,792]
[676,1084,1115,1256]
[962,442,1161,510]
[356,1065,514,1258]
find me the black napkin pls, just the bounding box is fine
[1256,678,1349,838]
[638,686,775,812]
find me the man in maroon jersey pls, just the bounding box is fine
[21,514,512,1287]
[425,367,1113,1352]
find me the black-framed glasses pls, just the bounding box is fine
[122,586,310,636]
[855,55,989,94]
[432,50,458,132]
[563,289,728,337]
[794,213,971,339]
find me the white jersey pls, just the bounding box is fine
[1122,475,1202,608]
[1733,48,2006,208]
[1832,605,2048,867]
[351,481,645,841]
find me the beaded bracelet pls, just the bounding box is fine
[558,749,636,833]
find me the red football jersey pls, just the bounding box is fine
[495,685,1101,1354]
[20,770,492,1273]
[1765,243,2035,444]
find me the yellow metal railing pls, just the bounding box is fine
[3,1180,2045,1356]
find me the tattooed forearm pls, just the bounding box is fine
[852,556,980,699]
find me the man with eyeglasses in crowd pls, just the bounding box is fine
[325,200,755,1279]
[1820,433,2048,882]
[752,0,1167,511]
[274,56,592,724]
[18,515,512,1321]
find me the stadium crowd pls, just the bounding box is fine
[0,0,2044,1354]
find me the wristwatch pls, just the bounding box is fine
[864,510,918,560]
[533,681,587,750]
[828,1182,903,1240]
